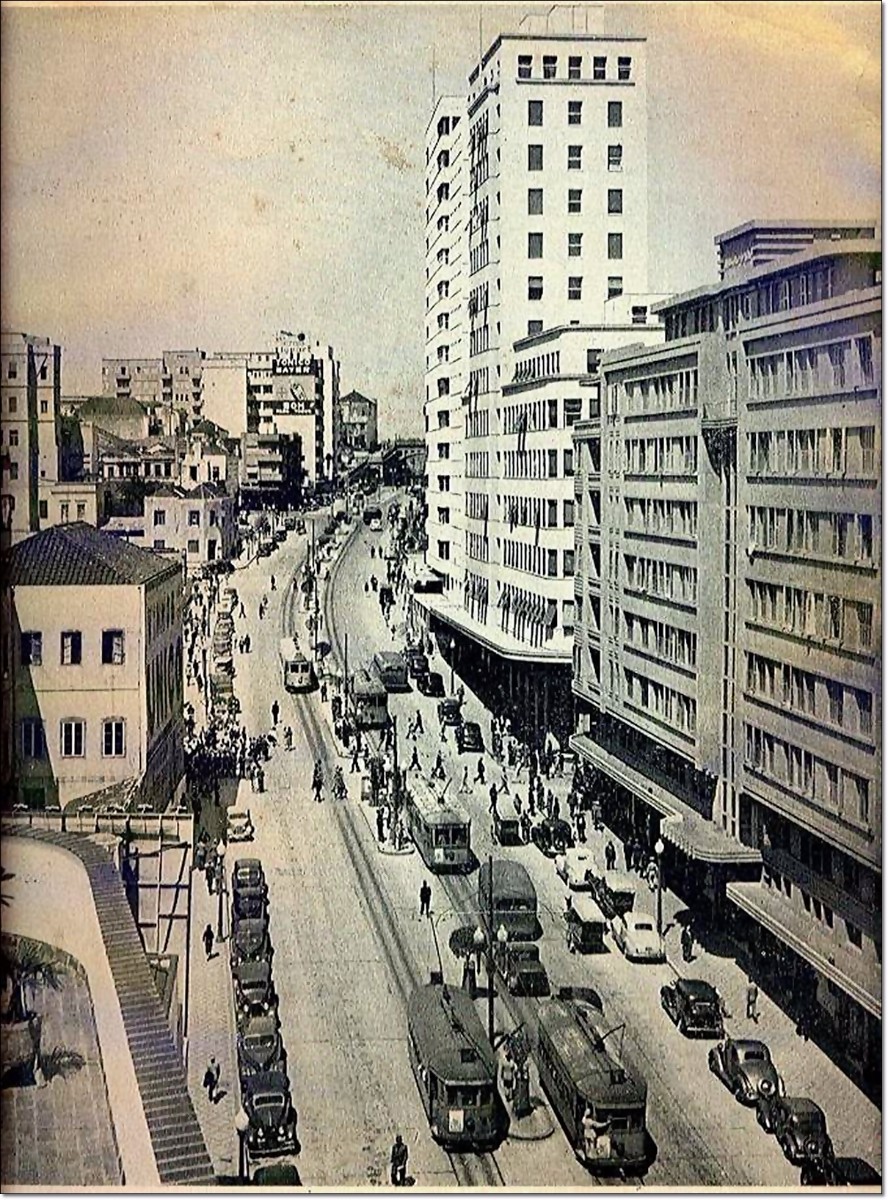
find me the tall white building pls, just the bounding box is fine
[421,7,655,744]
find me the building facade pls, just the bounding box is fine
[338,390,379,453]
[571,227,881,1089]
[102,351,205,436]
[7,523,185,811]
[421,12,651,743]
[144,483,237,571]
[1,332,62,544]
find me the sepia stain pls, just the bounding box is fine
[254,194,268,215]
[373,133,412,173]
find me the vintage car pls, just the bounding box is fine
[531,816,574,859]
[501,942,550,997]
[232,959,277,1022]
[241,1069,300,1159]
[230,917,272,969]
[660,978,725,1038]
[708,1037,783,1106]
[555,847,598,891]
[611,911,665,963]
[417,670,445,698]
[437,698,463,727]
[232,884,267,922]
[755,1095,834,1166]
[455,721,484,753]
[228,808,255,842]
[233,858,267,895]
[406,650,429,679]
[237,1013,287,1079]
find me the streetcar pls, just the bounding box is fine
[279,637,314,693]
[403,776,472,872]
[536,995,649,1174]
[478,859,542,943]
[363,504,383,529]
[351,668,389,729]
[407,981,509,1151]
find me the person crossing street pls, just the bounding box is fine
[419,879,432,918]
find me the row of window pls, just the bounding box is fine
[527,230,622,261]
[517,53,633,82]
[21,716,126,760]
[527,98,622,128]
[20,629,125,667]
[746,653,873,739]
[503,447,574,479]
[527,186,622,215]
[748,506,874,563]
[721,265,837,333]
[466,451,489,478]
[503,495,574,532]
[749,337,874,401]
[616,368,699,415]
[527,143,624,171]
[527,274,601,302]
[624,497,698,540]
[624,435,697,477]
[623,556,698,606]
[102,461,174,479]
[466,404,489,437]
[503,538,575,578]
[748,582,873,652]
[624,612,697,670]
[147,588,179,646]
[748,425,876,479]
[745,724,870,826]
[5,359,49,381]
[503,396,585,433]
[465,532,486,562]
[624,669,696,734]
[466,491,489,521]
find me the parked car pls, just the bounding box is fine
[455,721,484,753]
[437,697,463,726]
[237,1013,287,1079]
[708,1037,783,1106]
[611,911,665,963]
[230,917,272,968]
[233,858,266,894]
[417,670,445,698]
[252,1165,302,1187]
[803,1157,882,1187]
[756,1095,833,1166]
[531,816,574,858]
[229,808,255,842]
[555,848,598,891]
[241,1070,300,1159]
[232,884,267,922]
[501,943,550,997]
[660,978,725,1037]
[232,959,277,1022]
[406,650,429,679]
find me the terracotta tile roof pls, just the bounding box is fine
[7,523,180,587]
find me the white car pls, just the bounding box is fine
[611,912,665,962]
[229,809,255,842]
[555,848,598,891]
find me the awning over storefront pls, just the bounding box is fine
[727,880,881,1020]
[570,732,761,866]
[413,590,570,665]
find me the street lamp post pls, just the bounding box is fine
[234,1106,250,1184]
[449,638,456,696]
[654,837,665,939]
[216,842,227,942]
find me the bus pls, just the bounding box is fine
[588,869,637,921]
[403,777,472,872]
[536,995,649,1173]
[407,982,508,1151]
[279,637,314,692]
[478,859,542,943]
[352,669,389,730]
[363,504,383,531]
[372,651,409,692]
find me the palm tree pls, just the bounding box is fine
[0,935,68,1086]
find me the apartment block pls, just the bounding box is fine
[420,10,651,744]
[1,332,62,543]
[6,522,185,811]
[571,226,880,1088]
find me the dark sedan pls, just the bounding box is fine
[756,1095,833,1166]
[456,721,484,753]
[418,670,446,698]
[660,978,724,1038]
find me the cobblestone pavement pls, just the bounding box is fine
[1,965,122,1187]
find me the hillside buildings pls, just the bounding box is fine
[421,8,661,743]
[571,222,881,1088]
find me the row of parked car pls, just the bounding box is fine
[230,858,300,1166]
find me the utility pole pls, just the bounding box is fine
[391,714,400,848]
[487,853,495,1045]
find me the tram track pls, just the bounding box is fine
[317,522,751,1189]
[281,547,505,1188]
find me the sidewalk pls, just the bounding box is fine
[186,862,239,1179]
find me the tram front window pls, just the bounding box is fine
[435,826,469,848]
[446,1084,491,1107]
[599,1107,642,1131]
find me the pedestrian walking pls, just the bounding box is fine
[458,765,470,794]
[376,807,386,843]
[410,745,421,771]
[432,752,445,781]
[270,574,276,591]
[271,700,280,727]
[390,1135,409,1187]
[623,837,634,871]
[351,746,361,773]
[746,980,760,1023]
[604,841,617,872]
[202,923,214,960]
[475,758,486,785]
[203,1056,221,1103]
[414,711,424,737]
[462,954,477,998]
[284,726,293,751]
[488,782,499,814]
[419,880,432,918]
[520,811,532,845]
[321,680,328,703]
[575,810,586,843]
[681,925,694,963]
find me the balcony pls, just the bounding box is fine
[700,397,737,429]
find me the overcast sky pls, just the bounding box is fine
[1,2,880,437]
